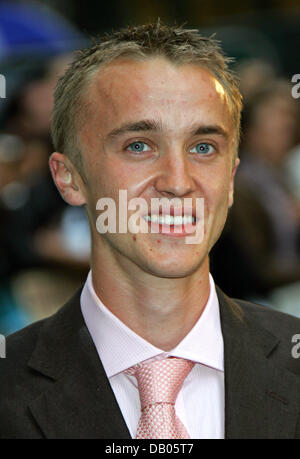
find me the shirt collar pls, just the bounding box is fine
[80,271,224,378]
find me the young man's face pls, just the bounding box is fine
[78,57,239,278]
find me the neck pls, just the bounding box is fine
[91,251,210,351]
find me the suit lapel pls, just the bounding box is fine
[217,288,300,439]
[27,290,131,439]
[26,286,299,439]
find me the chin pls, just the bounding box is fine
[141,253,207,279]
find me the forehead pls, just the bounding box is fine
[84,57,232,135]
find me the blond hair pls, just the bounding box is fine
[51,21,242,172]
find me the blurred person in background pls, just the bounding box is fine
[4,55,73,146]
[286,144,300,201]
[0,134,32,333]
[234,58,277,103]
[0,56,90,334]
[211,79,300,304]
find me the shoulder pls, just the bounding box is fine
[0,289,84,438]
[3,317,45,373]
[216,286,300,377]
[1,287,83,381]
[234,298,300,339]
[233,297,300,376]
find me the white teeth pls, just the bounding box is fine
[144,215,195,225]
[173,216,184,225]
[164,215,173,225]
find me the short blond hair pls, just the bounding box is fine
[51,21,242,172]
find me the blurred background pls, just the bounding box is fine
[0,0,300,335]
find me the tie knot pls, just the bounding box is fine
[127,357,194,409]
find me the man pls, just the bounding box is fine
[1,22,299,439]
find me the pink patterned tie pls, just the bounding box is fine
[126,357,194,439]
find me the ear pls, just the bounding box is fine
[228,157,240,208]
[49,152,86,206]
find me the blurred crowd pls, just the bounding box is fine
[1,22,300,335]
[0,55,91,335]
[210,60,300,317]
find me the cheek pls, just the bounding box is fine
[204,166,232,219]
[84,159,142,222]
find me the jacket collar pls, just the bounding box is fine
[27,287,299,439]
[27,289,131,439]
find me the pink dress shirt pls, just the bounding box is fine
[80,271,225,439]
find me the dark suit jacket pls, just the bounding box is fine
[1,287,300,439]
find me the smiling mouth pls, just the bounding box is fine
[142,209,199,237]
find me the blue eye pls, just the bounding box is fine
[126,142,151,152]
[190,143,215,155]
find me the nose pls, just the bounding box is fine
[154,151,195,198]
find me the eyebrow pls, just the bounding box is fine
[191,124,229,140]
[105,120,162,140]
[105,119,229,141]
